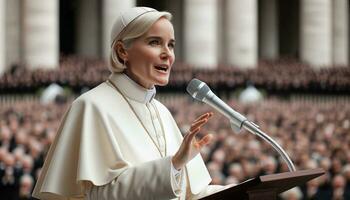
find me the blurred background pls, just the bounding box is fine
[0,0,350,199]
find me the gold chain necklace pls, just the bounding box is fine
[106,79,167,158]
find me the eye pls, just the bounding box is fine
[149,40,160,46]
[168,42,175,49]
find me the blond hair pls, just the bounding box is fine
[109,11,172,73]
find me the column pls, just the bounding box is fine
[76,0,100,57]
[184,0,218,68]
[217,0,226,64]
[226,0,258,68]
[102,0,135,59]
[332,0,348,66]
[166,0,184,61]
[300,0,332,67]
[23,0,59,69]
[5,0,21,69]
[259,0,278,60]
[0,0,5,75]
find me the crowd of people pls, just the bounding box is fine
[0,95,349,199]
[165,95,350,199]
[1,56,349,94]
[0,56,350,199]
[0,100,65,199]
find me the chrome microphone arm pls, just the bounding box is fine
[203,91,296,172]
[242,121,296,172]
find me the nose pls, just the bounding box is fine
[160,46,173,60]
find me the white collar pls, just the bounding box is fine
[108,73,156,104]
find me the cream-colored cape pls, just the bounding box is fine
[33,73,211,199]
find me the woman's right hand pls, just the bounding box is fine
[172,112,214,170]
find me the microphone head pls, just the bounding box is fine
[186,79,211,102]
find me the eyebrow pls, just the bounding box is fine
[146,36,175,43]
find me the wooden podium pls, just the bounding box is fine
[199,168,325,200]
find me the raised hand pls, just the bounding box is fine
[172,112,214,170]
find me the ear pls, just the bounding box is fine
[114,41,128,62]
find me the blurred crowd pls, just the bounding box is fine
[166,96,350,200]
[0,95,349,200]
[0,101,66,200]
[1,57,350,199]
[1,56,350,94]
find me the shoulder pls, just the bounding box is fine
[70,82,123,114]
[73,82,121,105]
[75,83,109,102]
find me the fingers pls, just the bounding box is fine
[190,119,207,132]
[193,112,213,123]
[197,134,213,147]
[190,112,213,132]
[186,127,200,143]
[184,112,214,145]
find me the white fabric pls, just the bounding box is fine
[171,162,183,182]
[85,156,180,200]
[32,73,212,199]
[115,73,156,103]
[110,7,156,44]
[85,167,229,200]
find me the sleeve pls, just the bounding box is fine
[85,156,182,200]
[171,161,183,191]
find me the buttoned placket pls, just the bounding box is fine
[146,102,166,157]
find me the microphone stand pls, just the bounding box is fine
[204,93,296,172]
[241,121,296,172]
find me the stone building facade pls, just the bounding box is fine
[0,0,349,75]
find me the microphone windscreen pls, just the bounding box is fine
[186,79,211,101]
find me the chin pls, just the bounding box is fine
[156,79,169,86]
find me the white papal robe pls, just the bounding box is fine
[32,73,226,200]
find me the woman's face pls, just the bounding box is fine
[125,17,175,89]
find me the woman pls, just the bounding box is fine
[33,7,225,200]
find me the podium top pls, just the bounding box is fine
[200,168,325,200]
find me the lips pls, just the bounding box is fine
[154,64,169,73]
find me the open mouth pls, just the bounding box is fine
[155,65,169,72]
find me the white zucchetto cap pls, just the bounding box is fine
[110,7,157,46]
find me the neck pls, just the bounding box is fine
[124,70,154,89]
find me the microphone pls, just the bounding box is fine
[186,78,250,132]
[186,78,296,171]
